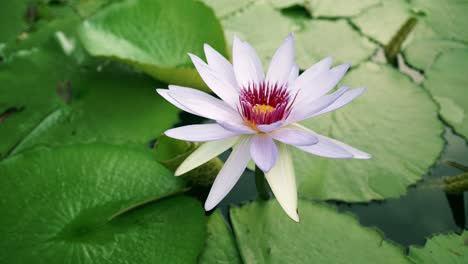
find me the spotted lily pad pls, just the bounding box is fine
[0,144,205,263]
[422,49,468,140]
[79,0,227,90]
[230,200,410,263]
[408,231,468,263]
[199,210,242,264]
[294,62,444,202]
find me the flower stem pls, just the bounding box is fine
[255,165,270,200]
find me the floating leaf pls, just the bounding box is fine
[222,2,376,69]
[423,49,468,140]
[0,144,206,263]
[199,210,242,264]
[201,0,255,18]
[79,0,227,90]
[294,62,444,202]
[0,0,33,44]
[351,0,412,45]
[295,20,377,67]
[230,200,410,263]
[305,0,380,18]
[408,231,468,263]
[11,64,179,154]
[403,0,468,70]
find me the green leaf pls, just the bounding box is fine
[0,144,206,263]
[295,20,377,67]
[423,49,468,140]
[408,231,468,263]
[221,2,376,69]
[201,0,255,18]
[402,0,468,70]
[230,200,410,263]
[305,0,380,18]
[199,210,242,264]
[11,64,180,154]
[295,62,444,202]
[79,0,227,90]
[351,0,412,45]
[0,0,32,44]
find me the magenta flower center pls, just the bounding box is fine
[239,82,295,128]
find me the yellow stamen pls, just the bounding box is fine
[252,104,275,115]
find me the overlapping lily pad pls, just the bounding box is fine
[305,0,380,18]
[199,210,242,264]
[221,2,376,69]
[351,0,412,45]
[402,0,468,71]
[422,49,468,140]
[79,0,227,89]
[0,144,205,263]
[230,200,409,263]
[408,231,468,263]
[294,62,444,202]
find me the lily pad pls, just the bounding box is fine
[11,64,180,154]
[408,231,468,263]
[305,0,380,18]
[351,0,412,45]
[199,210,242,264]
[295,20,377,67]
[402,0,468,71]
[0,144,206,263]
[79,0,227,90]
[0,0,33,44]
[294,62,444,202]
[202,0,255,18]
[230,200,409,263]
[422,49,468,140]
[222,2,376,69]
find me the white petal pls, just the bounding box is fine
[205,136,252,210]
[295,134,353,158]
[232,36,264,88]
[269,126,318,146]
[310,87,366,117]
[188,54,239,108]
[156,89,196,115]
[295,62,350,106]
[288,86,349,123]
[321,136,372,159]
[167,85,239,122]
[165,124,239,142]
[266,34,295,86]
[203,44,238,89]
[217,120,256,134]
[291,56,332,92]
[257,121,284,133]
[288,64,299,88]
[175,137,239,176]
[250,134,278,172]
[265,143,299,222]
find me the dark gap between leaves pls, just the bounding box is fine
[0,106,25,123]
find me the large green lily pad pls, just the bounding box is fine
[294,62,444,202]
[79,0,227,89]
[408,231,468,263]
[199,210,242,264]
[0,144,206,263]
[422,49,468,140]
[402,0,468,71]
[10,64,179,154]
[305,0,380,18]
[0,0,32,44]
[295,20,377,67]
[351,0,412,45]
[222,2,376,69]
[230,200,409,263]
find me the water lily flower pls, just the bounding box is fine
[156,34,371,222]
